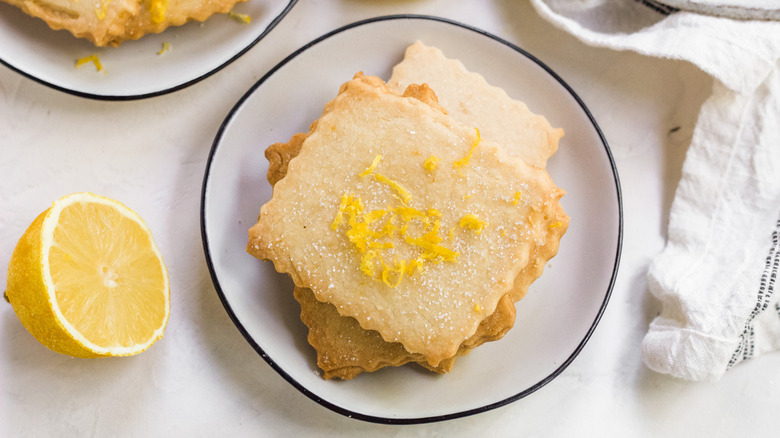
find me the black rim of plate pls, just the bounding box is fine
[201,14,623,425]
[0,0,298,101]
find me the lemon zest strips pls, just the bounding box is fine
[549,221,563,229]
[459,214,487,234]
[423,156,440,172]
[359,155,413,204]
[332,194,458,287]
[157,41,171,55]
[378,175,412,204]
[75,55,103,72]
[360,154,383,177]
[333,155,466,287]
[150,0,169,24]
[404,222,459,262]
[380,257,407,288]
[229,10,252,23]
[453,128,481,171]
[95,0,110,20]
[511,191,523,205]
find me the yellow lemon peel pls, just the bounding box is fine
[453,128,481,171]
[157,41,171,55]
[423,156,440,172]
[459,214,487,234]
[374,174,412,204]
[360,155,412,204]
[75,55,103,72]
[334,157,463,287]
[359,155,383,177]
[95,0,109,20]
[228,10,251,23]
[150,0,168,24]
[333,195,459,287]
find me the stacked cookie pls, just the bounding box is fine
[3,0,246,46]
[248,42,569,379]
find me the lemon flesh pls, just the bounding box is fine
[6,193,170,357]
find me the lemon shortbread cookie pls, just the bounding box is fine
[266,82,566,379]
[248,73,566,367]
[388,41,563,169]
[1,0,245,46]
[119,0,246,45]
[2,0,139,46]
[294,286,517,380]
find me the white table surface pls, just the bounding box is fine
[2,0,779,436]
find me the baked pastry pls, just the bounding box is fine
[248,73,567,370]
[388,41,563,169]
[120,0,246,44]
[2,0,245,46]
[265,82,566,379]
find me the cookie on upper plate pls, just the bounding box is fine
[2,0,246,46]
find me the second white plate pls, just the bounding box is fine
[0,0,296,100]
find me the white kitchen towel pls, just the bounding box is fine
[531,0,780,381]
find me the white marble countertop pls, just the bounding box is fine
[2,0,779,436]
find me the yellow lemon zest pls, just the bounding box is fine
[359,155,383,177]
[330,193,351,230]
[374,173,412,204]
[157,41,171,55]
[511,191,523,205]
[405,234,460,262]
[358,155,412,204]
[364,209,387,224]
[549,221,563,229]
[394,206,428,223]
[474,304,483,313]
[405,257,424,275]
[360,250,378,276]
[332,192,458,287]
[228,10,251,23]
[380,257,406,288]
[95,0,109,20]
[453,128,481,171]
[150,0,169,24]
[75,55,103,72]
[459,214,487,234]
[423,156,440,172]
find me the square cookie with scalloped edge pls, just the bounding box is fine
[293,286,518,380]
[1,0,246,46]
[248,73,567,366]
[117,0,246,45]
[266,82,566,379]
[1,0,140,46]
[388,41,563,169]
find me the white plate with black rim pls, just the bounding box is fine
[201,15,622,424]
[0,0,296,100]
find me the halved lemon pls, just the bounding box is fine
[6,192,170,358]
